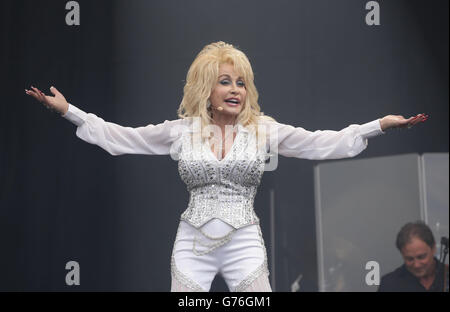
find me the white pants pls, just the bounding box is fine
[171,219,272,292]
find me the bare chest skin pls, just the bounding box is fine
[209,132,237,161]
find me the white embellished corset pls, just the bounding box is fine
[177,126,267,229]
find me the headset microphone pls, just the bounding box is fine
[216,106,224,111]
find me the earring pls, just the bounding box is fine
[207,100,211,108]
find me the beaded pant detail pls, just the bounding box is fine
[170,220,272,292]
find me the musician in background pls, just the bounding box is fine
[378,221,448,292]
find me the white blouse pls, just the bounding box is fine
[62,103,385,160]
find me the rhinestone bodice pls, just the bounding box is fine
[177,126,267,229]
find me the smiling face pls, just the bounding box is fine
[401,237,436,279]
[209,63,247,117]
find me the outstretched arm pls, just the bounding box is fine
[266,114,427,160]
[25,85,186,156]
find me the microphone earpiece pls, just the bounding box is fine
[216,106,224,111]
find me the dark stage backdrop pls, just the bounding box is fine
[0,0,448,291]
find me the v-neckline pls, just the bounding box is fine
[206,131,240,163]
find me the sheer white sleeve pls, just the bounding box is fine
[62,103,188,156]
[264,118,385,160]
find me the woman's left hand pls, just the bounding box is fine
[379,113,428,131]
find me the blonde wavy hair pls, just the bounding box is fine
[177,41,276,140]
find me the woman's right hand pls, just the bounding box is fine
[25,85,69,115]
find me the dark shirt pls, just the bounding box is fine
[378,258,448,292]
